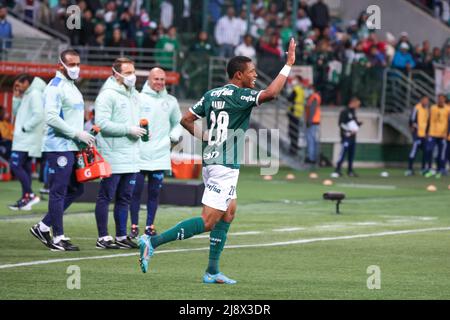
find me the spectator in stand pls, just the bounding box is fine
[259,30,282,59]
[346,20,359,47]
[384,32,397,65]
[89,22,106,47]
[299,0,310,16]
[142,27,159,49]
[190,30,215,55]
[442,43,450,66]
[392,42,416,73]
[235,34,257,64]
[396,31,414,54]
[37,0,51,26]
[235,8,248,42]
[160,0,174,30]
[280,17,293,51]
[155,26,179,69]
[296,8,312,36]
[356,11,370,40]
[309,0,329,35]
[50,3,69,37]
[107,28,130,56]
[367,45,386,68]
[80,9,95,45]
[214,6,242,58]
[432,46,443,65]
[209,0,224,25]
[0,2,13,49]
[414,40,432,73]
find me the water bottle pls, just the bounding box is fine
[140,119,149,142]
[79,125,101,150]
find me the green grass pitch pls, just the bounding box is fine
[0,167,449,300]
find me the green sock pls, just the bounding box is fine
[150,217,205,248]
[206,220,231,275]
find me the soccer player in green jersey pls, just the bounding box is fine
[138,38,296,284]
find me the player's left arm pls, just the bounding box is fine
[258,38,296,105]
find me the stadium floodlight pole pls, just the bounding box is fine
[202,0,209,32]
[246,0,251,34]
[292,0,299,35]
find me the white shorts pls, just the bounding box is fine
[202,165,239,211]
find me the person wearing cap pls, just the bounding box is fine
[93,57,146,250]
[396,32,414,54]
[392,42,416,73]
[29,49,94,252]
[128,67,182,239]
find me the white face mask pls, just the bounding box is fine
[60,58,80,80]
[113,68,136,88]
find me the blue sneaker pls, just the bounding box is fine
[138,235,154,273]
[203,272,237,284]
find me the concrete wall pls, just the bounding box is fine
[8,14,52,39]
[320,107,382,143]
[339,0,450,48]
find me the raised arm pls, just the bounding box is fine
[258,38,296,105]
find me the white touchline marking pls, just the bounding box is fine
[273,227,306,232]
[1,227,450,270]
[336,183,397,190]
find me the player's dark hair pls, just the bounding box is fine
[112,57,134,74]
[60,49,80,64]
[227,56,252,79]
[349,96,361,103]
[14,73,34,84]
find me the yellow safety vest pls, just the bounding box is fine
[288,85,305,118]
[428,104,449,139]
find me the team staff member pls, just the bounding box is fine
[425,94,449,178]
[287,75,306,155]
[94,57,146,249]
[8,74,46,211]
[333,97,362,178]
[129,67,182,238]
[405,96,430,176]
[447,103,450,170]
[304,85,321,164]
[30,49,95,251]
[138,39,297,284]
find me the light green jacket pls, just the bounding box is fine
[95,76,141,174]
[139,83,182,171]
[42,71,85,152]
[12,77,46,157]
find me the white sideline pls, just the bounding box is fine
[1,227,449,270]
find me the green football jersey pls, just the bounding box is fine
[190,83,261,169]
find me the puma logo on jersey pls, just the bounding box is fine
[211,88,234,97]
[212,101,225,110]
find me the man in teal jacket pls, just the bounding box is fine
[94,57,146,250]
[129,67,182,238]
[30,49,96,251]
[8,74,46,211]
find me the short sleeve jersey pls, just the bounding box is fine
[189,84,262,169]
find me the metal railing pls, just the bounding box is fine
[0,38,68,62]
[381,68,436,115]
[72,46,177,71]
